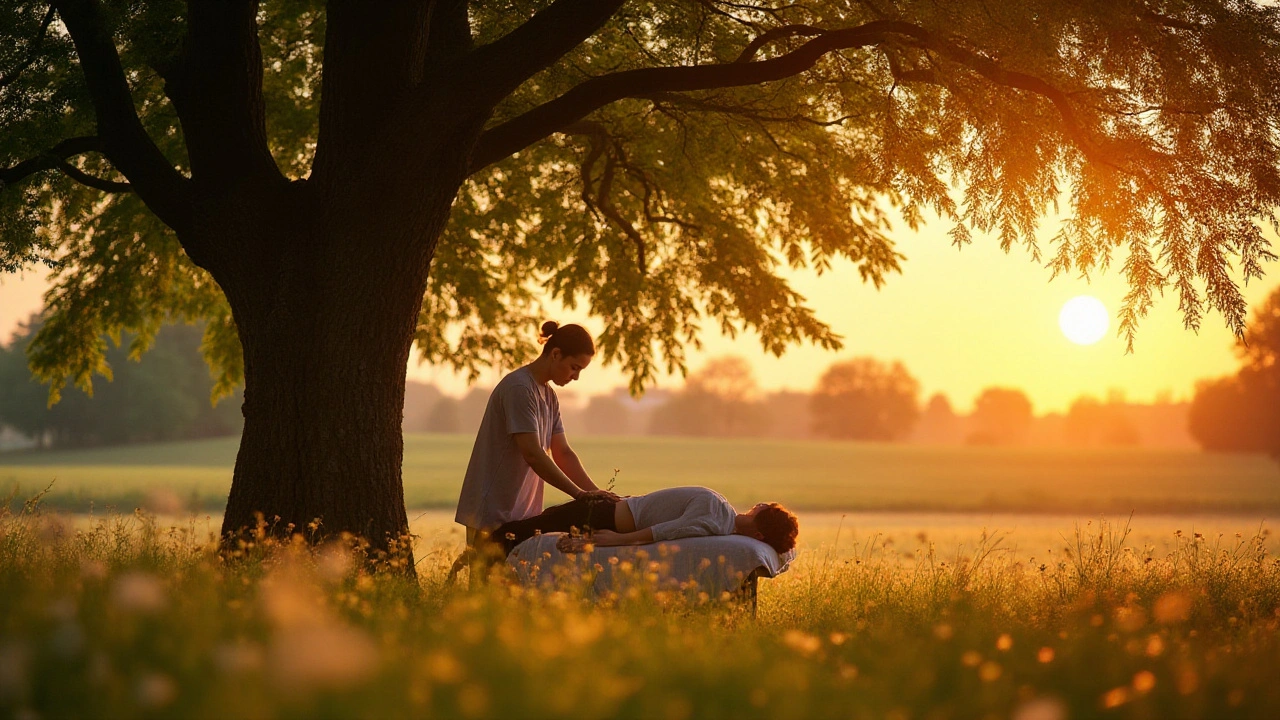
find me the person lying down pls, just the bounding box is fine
[492,486,799,556]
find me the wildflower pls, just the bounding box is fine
[996,634,1013,651]
[1153,591,1193,624]
[316,544,353,583]
[1132,671,1156,694]
[1037,647,1055,663]
[1145,635,1165,657]
[424,651,464,684]
[829,632,848,646]
[270,625,379,692]
[1011,697,1067,720]
[781,630,821,656]
[933,624,954,641]
[135,672,177,709]
[979,661,1002,682]
[110,572,167,614]
[1100,686,1129,709]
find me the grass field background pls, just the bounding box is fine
[2,433,1279,515]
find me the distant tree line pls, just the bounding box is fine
[0,317,242,449]
[402,355,1195,449]
[3,317,1209,452]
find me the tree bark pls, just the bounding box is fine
[211,145,470,568]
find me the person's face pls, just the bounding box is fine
[549,350,593,386]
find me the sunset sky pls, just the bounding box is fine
[3,213,1277,415]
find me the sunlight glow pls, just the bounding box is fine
[1059,296,1109,345]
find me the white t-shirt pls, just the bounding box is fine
[454,367,564,530]
[625,486,738,541]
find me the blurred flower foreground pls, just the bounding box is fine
[1,496,1279,719]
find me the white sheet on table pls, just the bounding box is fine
[506,533,795,597]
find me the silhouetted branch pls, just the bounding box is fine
[467,0,627,106]
[0,136,131,193]
[734,24,824,63]
[52,0,191,232]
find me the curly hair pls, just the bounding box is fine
[756,503,799,554]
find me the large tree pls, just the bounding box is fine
[2,1,1279,552]
[810,357,920,440]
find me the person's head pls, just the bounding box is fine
[739,502,799,554]
[537,321,595,386]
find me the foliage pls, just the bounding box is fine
[2,1,1279,396]
[0,316,241,449]
[968,387,1034,446]
[2,500,1279,718]
[648,356,770,437]
[810,357,920,440]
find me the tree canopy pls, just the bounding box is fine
[1189,284,1280,456]
[3,0,1279,399]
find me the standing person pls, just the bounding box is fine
[454,321,617,557]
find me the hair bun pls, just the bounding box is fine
[539,320,559,342]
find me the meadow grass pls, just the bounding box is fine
[3,434,1280,515]
[2,493,1278,719]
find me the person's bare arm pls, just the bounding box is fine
[512,432,584,499]
[550,432,616,498]
[557,528,653,553]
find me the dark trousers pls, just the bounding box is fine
[493,498,618,555]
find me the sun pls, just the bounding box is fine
[1059,295,1109,345]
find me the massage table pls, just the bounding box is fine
[506,533,795,613]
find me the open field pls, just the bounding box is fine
[2,502,1278,719]
[4,438,1279,718]
[3,434,1280,515]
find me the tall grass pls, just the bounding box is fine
[1,495,1277,719]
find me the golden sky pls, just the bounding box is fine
[3,215,1277,415]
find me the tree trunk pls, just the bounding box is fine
[214,173,460,569]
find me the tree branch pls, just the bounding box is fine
[465,0,627,107]
[470,20,1116,173]
[175,0,281,186]
[733,24,824,63]
[52,0,192,232]
[50,156,132,192]
[471,21,903,171]
[0,5,57,90]
[312,0,438,183]
[0,137,132,192]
